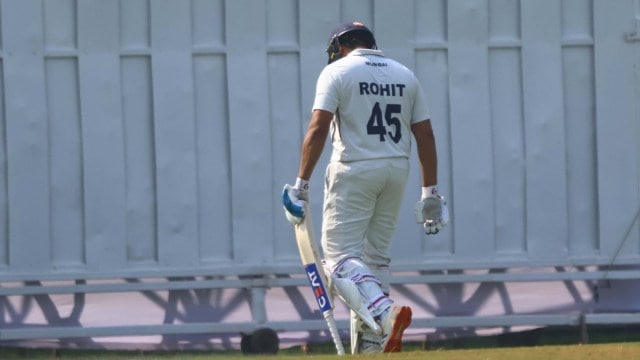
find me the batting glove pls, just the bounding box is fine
[414,185,449,235]
[282,178,309,224]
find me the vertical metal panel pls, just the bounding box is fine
[120,0,150,50]
[46,58,84,266]
[562,0,593,40]
[150,0,199,267]
[120,0,156,264]
[416,0,447,44]
[340,0,373,26]
[561,0,598,256]
[415,0,453,258]
[594,0,640,261]
[269,49,303,262]
[77,0,127,269]
[521,0,569,259]
[266,0,303,262]
[43,0,83,267]
[267,0,297,46]
[0,4,6,267]
[489,0,520,40]
[448,1,495,258]
[1,0,51,270]
[191,0,224,48]
[635,0,640,253]
[488,0,526,256]
[226,0,274,263]
[193,54,232,263]
[43,0,76,51]
[192,0,231,264]
[121,57,157,264]
[415,56,452,259]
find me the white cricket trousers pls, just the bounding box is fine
[321,157,409,271]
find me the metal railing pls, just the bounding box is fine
[1,261,639,343]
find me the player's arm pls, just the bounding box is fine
[297,109,333,180]
[411,119,437,187]
[412,119,449,234]
[282,109,332,224]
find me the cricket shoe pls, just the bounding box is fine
[358,331,383,354]
[379,305,412,352]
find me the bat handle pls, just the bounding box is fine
[323,310,345,355]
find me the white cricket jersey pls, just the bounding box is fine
[312,48,430,162]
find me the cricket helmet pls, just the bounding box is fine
[325,21,377,64]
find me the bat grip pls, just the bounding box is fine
[323,309,346,355]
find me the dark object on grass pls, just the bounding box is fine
[241,327,279,355]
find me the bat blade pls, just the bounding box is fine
[293,207,345,355]
[294,209,332,313]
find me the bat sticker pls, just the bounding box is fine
[304,262,332,313]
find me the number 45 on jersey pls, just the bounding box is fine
[367,102,402,143]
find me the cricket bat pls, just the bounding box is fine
[294,205,346,356]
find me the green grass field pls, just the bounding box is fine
[1,343,640,360]
[2,325,640,359]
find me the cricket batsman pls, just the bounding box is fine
[282,21,449,353]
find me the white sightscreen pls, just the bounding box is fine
[0,0,637,278]
[0,0,638,350]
